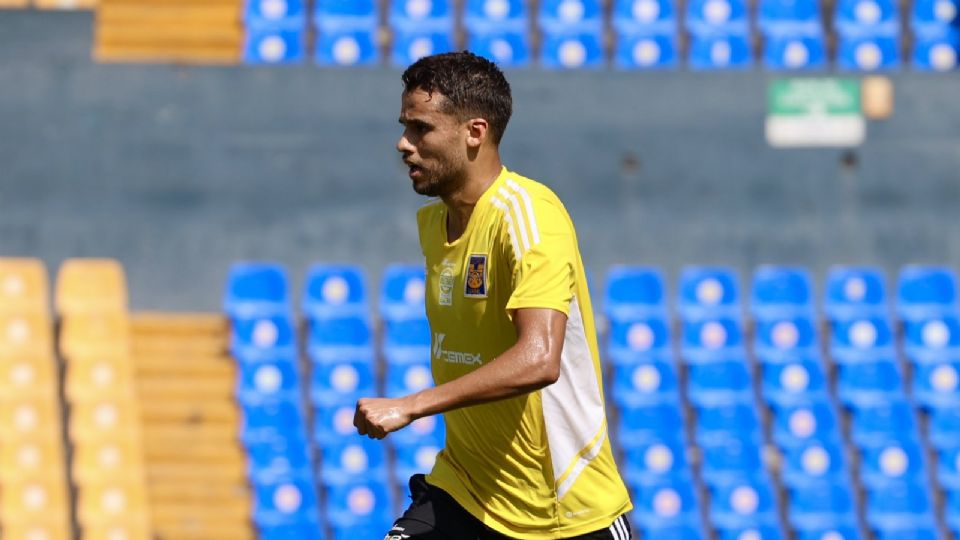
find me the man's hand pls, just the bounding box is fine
[354,396,416,439]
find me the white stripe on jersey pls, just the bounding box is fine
[505,179,541,245]
[496,187,531,253]
[490,197,522,261]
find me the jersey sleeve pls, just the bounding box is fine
[503,195,576,317]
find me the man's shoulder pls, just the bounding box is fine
[501,171,568,215]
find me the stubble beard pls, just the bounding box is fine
[412,161,466,198]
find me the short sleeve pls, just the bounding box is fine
[504,198,576,317]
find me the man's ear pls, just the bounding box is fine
[465,118,490,149]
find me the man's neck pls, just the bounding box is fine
[442,161,502,242]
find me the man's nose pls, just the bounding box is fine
[397,133,414,154]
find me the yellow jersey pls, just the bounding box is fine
[416,167,632,539]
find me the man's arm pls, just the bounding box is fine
[353,307,567,439]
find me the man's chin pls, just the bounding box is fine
[413,179,442,197]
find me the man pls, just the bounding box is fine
[354,51,633,540]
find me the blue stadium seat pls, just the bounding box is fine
[538,0,604,33]
[615,33,680,69]
[912,32,960,71]
[717,526,784,540]
[864,481,936,531]
[231,315,296,360]
[678,266,741,321]
[540,32,606,69]
[700,438,764,486]
[771,400,842,448]
[875,528,940,540]
[694,402,762,446]
[911,0,959,30]
[681,317,744,362]
[391,31,456,67]
[750,266,815,319]
[796,527,861,540]
[915,360,960,408]
[928,404,960,449]
[247,435,313,481]
[622,438,689,485]
[836,359,904,408]
[313,403,357,446]
[834,0,900,36]
[896,266,958,321]
[688,34,753,69]
[253,473,321,527]
[393,442,442,484]
[240,399,308,445]
[389,413,445,447]
[380,264,427,321]
[611,358,681,407]
[947,488,960,532]
[388,0,454,32]
[307,315,374,363]
[618,402,686,448]
[685,0,750,34]
[325,480,394,532]
[314,0,378,31]
[320,436,388,485]
[829,316,894,363]
[708,476,778,530]
[259,522,323,540]
[225,263,290,318]
[758,0,822,35]
[385,361,434,398]
[763,34,828,69]
[608,316,671,364]
[302,264,367,319]
[859,440,927,489]
[244,29,307,64]
[383,317,432,356]
[604,266,668,321]
[781,441,849,487]
[246,0,306,28]
[631,476,702,530]
[936,446,960,490]
[837,35,901,70]
[761,356,829,407]
[613,0,679,33]
[686,358,754,406]
[849,399,919,448]
[237,356,302,403]
[464,0,528,32]
[787,483,858,532]
[639,525,706,540]
[753,316,817,361]
[903,315,960,363]
[467,31,533,67]
[310,360,376,407]
[824,266,888,320]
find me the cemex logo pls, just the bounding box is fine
[433,333,482,366]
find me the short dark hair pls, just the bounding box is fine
[402,51,513,144]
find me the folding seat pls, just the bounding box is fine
[686,357,754,406]
[0,438,66,483]
[389,413,445,447]
[757,0,825,69]
[538,0,604,33]
[911,0,959,30]
[699,438,764,486]
[694,402,762,446]
[1,355,56,398]
[391,31,456,66]
[0,394,61,443]
[836,34,901,69]
[717,526,784,540]
[325,480,394,535]
[753,316,817,361]
[314,0,380,67]
[781,441,849,487]
[622,437,689,486]
[224,263,290,319]
[859,439,926,488]
[385,361,434,398]
[252,473,321,527]
[771,400,842,449]
[604,266,668,321]
[381,265,428,321]
[247,435,313,481]
[639,524,706,540]
[864,480,936,531]
[758,0,822,35]
[615,33,680,68]
[828,316,894,364]
[795,526,861,540]
[618,402,686,448]
[934,446,960,492]
[55,259,127,316]
[316,29,380,66]
[824,266,888,321]
[849,399,919,448]
[465,0,528,33]
[3,522,71,540]
[467,31,533,66]
[896,266,958,321]
[946,488,960,532]
[0,476,69,525]
[607,315,671,365]
[685,0,749,34]
[540,32,606,68]
[319,436,388,486]
[611,358,680,407]
[630,475,701,530]
[836,358,904,408]
[763,34,827,69]
[313,403,358,446]
[680,317,744,362]
[76,480,149,526]
[834,0,900,36]
[230,315,296,360]
[928,404,960,449]
[310,359,376,407]
[613,0,680,69]
[59,312,129,359]
[64,355,133,401]
[389,0,454,32]
[787,482,858,532]
[307,315,374,363]
[833,0,901,72]
[315,0,379,30]
[68,399,139,444]
[688,34,753,69]
[384,317,433,363]
[302,264,367,319]
[0,258,48,312]
[912,32,959,71]
[761,355,829,407]
[708,475,778,530]
[0,312,53,357]
[237,356,301,404]
[245,0,306,28]
[902,315,960,363]
[677,266,741,321]
[750,266,815,320]
[240,399,308,445]
[259,523,323,540]
[875,528,940,540]
[393,442,442,485]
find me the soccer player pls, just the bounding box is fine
[354,52,633,540]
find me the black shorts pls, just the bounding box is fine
[384,474,633,540]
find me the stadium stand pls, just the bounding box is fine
[314,0,381,66]
[244,0,306,63]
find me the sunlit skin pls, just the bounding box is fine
[353,88,569,440]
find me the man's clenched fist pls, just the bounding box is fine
[354,396,415,439]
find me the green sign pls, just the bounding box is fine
[766,78,865,148]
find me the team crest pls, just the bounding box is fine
[464,254,488,298]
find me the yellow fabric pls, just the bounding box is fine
[417,167,632,539]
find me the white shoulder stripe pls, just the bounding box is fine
[505,179,541,245]
[496,186,532,253]
[490,197,522,261]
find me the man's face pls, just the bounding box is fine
[397,88,468,198]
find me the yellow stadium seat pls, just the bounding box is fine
[35,0,98,8]
[55,258,127,315]
[2,521,71,540]
[0,437,66,482]
[69,398,141,443]
[77,481,149,525]
[73,436,145,484]
[60,313,130,359]
[0,356,56,397]
[0,0,31,9]
[0,258,49,312]
[65,355,135,401]
[0,476,70,523]
[82,521,151,540]
[0,312,53,357]
[0,394,62,442]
